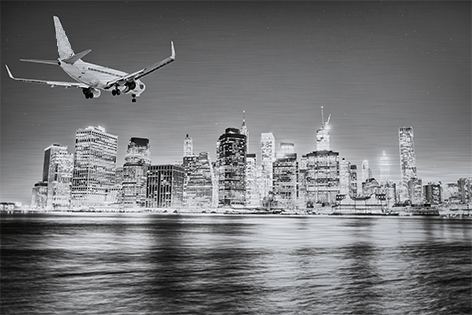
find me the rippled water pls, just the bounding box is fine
[1,213,471,314]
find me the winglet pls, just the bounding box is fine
[5,65,15,79]
[171,41,175,59]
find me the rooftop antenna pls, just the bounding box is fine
[321,106,325,129]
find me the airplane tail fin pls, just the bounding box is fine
[53,16,74,60]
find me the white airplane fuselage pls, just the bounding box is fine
[60,60,146,96]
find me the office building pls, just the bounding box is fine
[184,134,193,157]
[146,165,185,208]
[215,127,247,206]
[304,150,340,205]
[273,151,298,209]
[379,151,389,182]
[261,132,275,199]
[71,126,118,207]
[45,144,73,208]
[183,152,214,208]
[245,153,261,207]
[316,106,331,151]
[424,182,442,205]
[122,138,151,208]
[399,126,417,202]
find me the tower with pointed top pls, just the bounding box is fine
[316,106,331,151]
[184,134,193,157]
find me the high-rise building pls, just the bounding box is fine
[349,165,358,198]
[261,132,275,198]
[245,153,260,207]
[146,165,185,208]
[304,150,340,205]
[215,127,247,206]
[71,126,118,207]
[122,138,151,208]
[362,160,370,183]
[31,182,48,209]
[316,106,331,151]
[339,158,351,195]
[240,111,249,145]
[273,152,298,209]
[424,182,442,205]
[379,151,389,181]
[183,152,214,208]
[407,177,423,205]
[399,126,417,202]
[45,144,73,208]
[458,177,471,204]
[184,134,193,157]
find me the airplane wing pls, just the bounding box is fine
[104,41,175,89]
[5,65,89,88]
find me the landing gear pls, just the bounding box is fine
[111,87,121,96]
[131,94,137,103]
[82,88,93,99]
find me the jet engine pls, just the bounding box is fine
[82,87,101,99]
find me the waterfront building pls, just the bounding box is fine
[215,128,247,206]
[379,151,389,182]
[38,144,74,209]
[424,182,442,205]
[31,181,48,209]
[349,165,358,198]
[71,126,118,207]
[146,165,185,208]
[245,153,261,207]
[407,177,423,205]
[458,177,471,204]
[399,126,417,202]
[261,132,275,199]
[183,152,214,208]
[122,138,151,208]
[304,150,340,205]
[339,158,350,195]
[273,152,298,209]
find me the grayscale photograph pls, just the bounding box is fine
[1,1,471,314]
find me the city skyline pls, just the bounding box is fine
[1,1,470,204]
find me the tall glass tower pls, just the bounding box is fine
[399,126,417,201]
[122,138,151,207]
[216,127,247,205]
[71,126,118,207]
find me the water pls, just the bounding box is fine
[1,213,471,315]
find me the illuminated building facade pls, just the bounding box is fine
[45,144,73,209]
[216,128,247,206]
[31,182,48,209]
[261,132,275,198]
[349,165,358,198]
[122,138,151,208]
[304,150,340,205]
[399,126,417,202]
[146,165,184,208]
[458,177,471,204]
[339,158,350,195]
[407,177,423,205]
[423,182,442,205]
[71,126,118,207]
[245,153,260,206]
[183,152,214,208]
[273,152,298,209]
[362,160,370,183]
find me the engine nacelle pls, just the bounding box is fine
[123,80,146,96]
[91,88,101,98]
[82,87,101,99]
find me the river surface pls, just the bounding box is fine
[1,213,471,314]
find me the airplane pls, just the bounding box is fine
[5,16,175,103]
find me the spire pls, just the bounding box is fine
[321,106,325,129]
[240,110,248,136]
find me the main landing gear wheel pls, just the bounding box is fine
[131,94,137,103]
[112,89,121,96]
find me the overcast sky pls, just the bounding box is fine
[1,1,470,204]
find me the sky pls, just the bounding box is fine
[1,1,470,204]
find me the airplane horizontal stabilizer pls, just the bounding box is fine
[62,49,92,64]
[20,59,59,65]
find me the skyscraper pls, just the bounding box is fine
[122,138,151,208]
[183,134,193,157]
[261,132,275,198]
[273,151,298,209]
[45,144,73,209]
[379,151,389,182]
[362,160,370,183]
[399,126,417,202]
[71,126,118,207]
[146,165,185,208]
[215,127,247,206]
[316,106,331,151]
